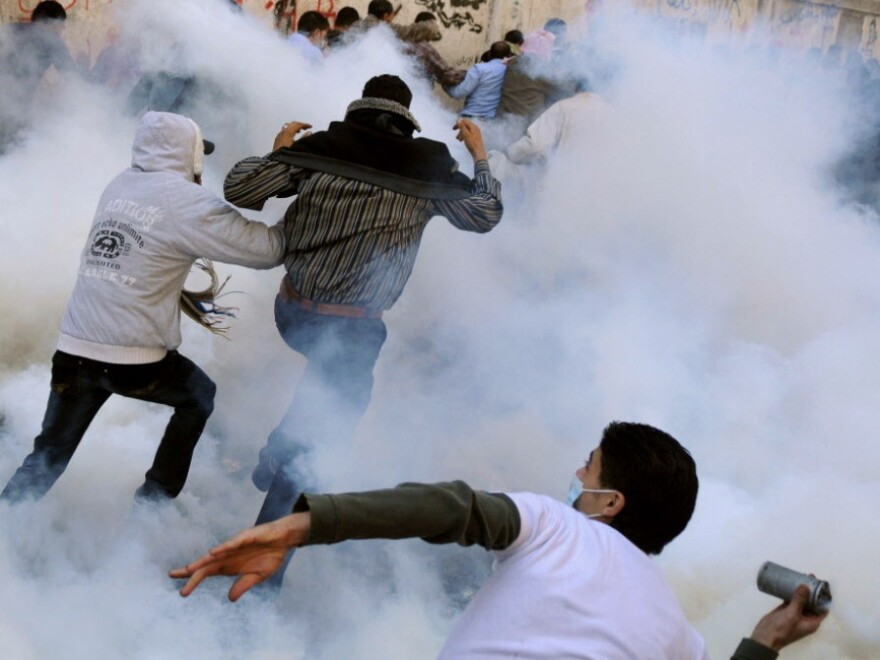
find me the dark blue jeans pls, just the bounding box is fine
[255,295,386,587]
[1,350,216,503]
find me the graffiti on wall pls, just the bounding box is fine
[659,0,697,18]
[315,0,336,21]
[272,0,336,33]
[272,0,295,33]
[713,0,741,22]
[16,0,100,17]
[655,0,756,31]
[707,0,754,34]
[665,0,694,13]
[778,5,837,28]
[510,0,521,25]
[660,0,748,25]
[771,0,839,49]
[415,0,488,34]
[862,16,878,57]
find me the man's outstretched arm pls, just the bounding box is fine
[170,481,520,601]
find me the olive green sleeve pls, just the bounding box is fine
[293,481,521,551]
[730,638,778,660]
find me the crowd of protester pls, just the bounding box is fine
[0,2,835,659]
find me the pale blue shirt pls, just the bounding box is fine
[287,32,323,64]
[445,58,508,118]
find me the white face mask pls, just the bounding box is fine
[565,475,618,517]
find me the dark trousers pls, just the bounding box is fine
[1,350,216,503]
[255,295,386,587]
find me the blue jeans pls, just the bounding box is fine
[255,295,386,587]
[1,350,216,503]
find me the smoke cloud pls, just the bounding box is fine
[1,1,877,658]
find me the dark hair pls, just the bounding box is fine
[368,0,394,19]
[298,11,330,34]
[415,12,436,23]
[543,18,567,37]
[32,1,66,22]
[504,29,524,45]
[488,41,511,61]
[598,422,698,555]
[362,74,412,108]
[335,6,360,28]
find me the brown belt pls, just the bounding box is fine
[278,277,383,320]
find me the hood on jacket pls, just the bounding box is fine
[131,111,208,180]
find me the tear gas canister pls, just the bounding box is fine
[756,561,832,615]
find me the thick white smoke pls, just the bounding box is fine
[1,0,878,658]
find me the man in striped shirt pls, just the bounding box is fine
[223,75,503,587]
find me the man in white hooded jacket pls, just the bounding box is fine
[1,111,285,503]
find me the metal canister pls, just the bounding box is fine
[756,561,832,615]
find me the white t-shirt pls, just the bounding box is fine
[438,493,708,660]
[505,92,610,164]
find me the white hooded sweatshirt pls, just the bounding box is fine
[57,111,285,364]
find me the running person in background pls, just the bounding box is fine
[0,112,285,504]
[351,0,441,44]
[0,1,77,150]
[444,41,511,119]
[326,6,360,49]
[287,11,329,64]
[222,74,503,589]
[403,11,466,87]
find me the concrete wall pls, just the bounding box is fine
[637,0,880,55]
[0,0,585,68]
[4,0,880,65]
[265,0,586,68]
[641,0,844,50]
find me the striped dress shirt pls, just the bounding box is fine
[224,157,503,311]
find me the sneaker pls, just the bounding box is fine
[251,446,278,492]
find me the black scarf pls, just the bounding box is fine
[269,112,474,200]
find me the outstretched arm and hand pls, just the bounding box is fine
[169,512,311,602]
[731,585,828,660]
[170,483,520,601]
